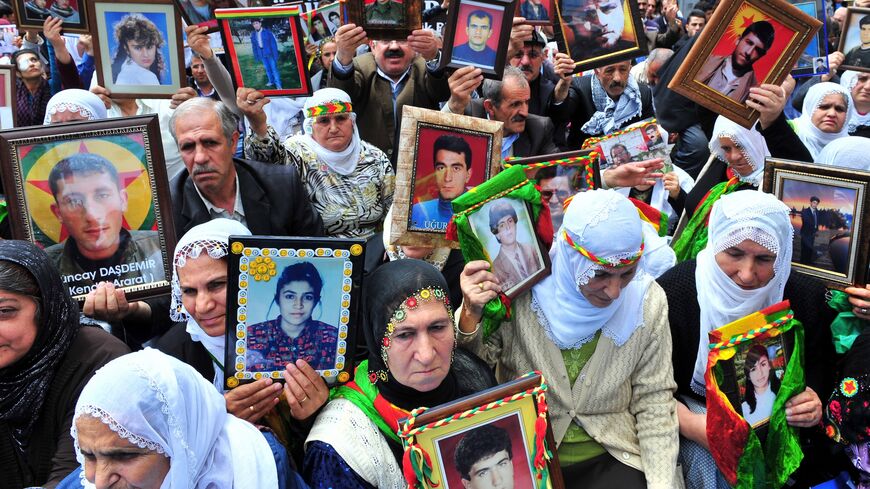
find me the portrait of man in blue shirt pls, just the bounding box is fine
[452,9,499,68]
[410,135,474,232]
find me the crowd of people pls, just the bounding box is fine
[1,0,870,488]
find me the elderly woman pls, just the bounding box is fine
[242,87,394,240]
[841,70,870,137]
[304,259,495,488]
[42,89,107,124]
[793,81,852,160]
[658,191,838,488]
[458,190,679,487]
[0,241,128,488]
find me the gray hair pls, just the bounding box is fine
[168,97,239,143]
[646,48,673,66]
[482,66,528,107]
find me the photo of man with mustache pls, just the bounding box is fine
[561,0,635,60]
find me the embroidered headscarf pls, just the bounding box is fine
[691,191,792,395]
[531,189,653,349]
[795,81,852,160]
[709,116,770,187]
[42,89,107,125]
[297,87,361,175]
[71,349,278,488]
[170,218,251,392]
[580,71,644,136]
[817,135,870,170]
[840,70,870,134]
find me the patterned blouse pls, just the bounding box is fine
[246,127,395,239]
[246,317,339,371]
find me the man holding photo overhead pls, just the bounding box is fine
[250,18,282,89]
[696,20,775,102]
[453,10,498,68]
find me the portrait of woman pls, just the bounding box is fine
[740,344,781,426]
[246,261,339,372]
[110,13,167,85]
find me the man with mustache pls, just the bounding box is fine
[696,20,776,103]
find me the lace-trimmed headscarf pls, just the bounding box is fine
[42,89,107,125]
[818,135,870,170]
[71,349,278,488]
[795,81,852,160]
[709,116,770,187]
[297,87,362,175]
[531,189,653,349]
[690,191,792,394]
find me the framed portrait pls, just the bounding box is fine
[173,0,241,33]
[838,7,870,73]
[224,236,364,388]
[516,0,552,26]
[581,119,672,170]
[0,65,17,129]
[346,0,422,40]
[790,0,829,78]
[553,0,648,74]
[440,0,516,78]
[89,0,186,99]
[216,5,313,97]
[398,373,564,489]
[763,159,870,290]
[668,0,821,129]
[0,115,176,302]
[301,1,343,43]
[391,106,503,248]
[12,0,89,34]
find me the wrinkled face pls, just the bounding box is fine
[609,145,631,165]
[862,24,870,44]
[714,239,776,290]
[76,416,170,489]
[126,40,156,70]
[811,93,848,133]
[462,450,514,489]
[748,353,771,389]
[434,149,471,200]
[278,280,316,329]
[0,289,38,369]
[852,73,870,109]
[372,39,415,78]
[50,108,90,123]
[732,32,767,70]
[686,15,706,36]
[577,0,625,48]
[175,110,239,198]
[386,299,454,392]
[488,78,530,135]
[494,215,517,246]
[508,44,544,82]
[191,57,208,84]
[51,171,127,261]
[312,113,354,152]
[579,263,638,308]
[539,176,572,219]
[595,61,631,98]
[320,41,337,69]
[717,137,754,177]
[178,255,228,337]
[467,14,493,50]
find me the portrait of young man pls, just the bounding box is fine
[250,18,282,89]
[695,20,776,102]
[365,0,404,26]
[561,0,634,60]
[452,8,500,68]
[486,199,540,293]
[411,134,474,232]
[453,424,516,489]
[799,195,821,265]
[844,14,870,68]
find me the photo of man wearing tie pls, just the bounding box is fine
[799,195,820,265]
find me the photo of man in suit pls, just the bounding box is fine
[696,20,776,103]
[411,135,474,232]
[488,199,540,293]
[250,19,282,89]
[453,424,515,489]
[452,9,499,68]
[800,196,820,265]
[365,0,404,25]
[845,15,870,68]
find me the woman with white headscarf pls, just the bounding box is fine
[658,191,838,488]
[839,70,870,136]
[793,81,852,159]
[42,88,107,124]
[818,135,870,170]
[242,87,395,239]
[458,189,679,487]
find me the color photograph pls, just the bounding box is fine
[14,0,88,32]
[517,0,551,25]
[174,0,239,31]
[556,0,647,72]
[591,124,669,169]
[840,8,870,72]
[732,337,787,428]
[450,0,505,70]
[790,0,827,77]
[364,0,405,26]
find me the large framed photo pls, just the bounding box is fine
[0,65,17,129]
[12,0,89,34]
[346,0,422,40]
[391,106,503,249]
[216,6,313,97]
[516,0,553,26]
[580,119,671,169]
[790,0,829,78]
[440,0,516,78]
[553,0,648,74]
[89,0,186,99]
[173,0,241,33]
[0,115,176,302]
[224,236,364,389]
[399,373,564,489]
[763,159,870,290]
[668,0,821,129]
[838,7,870,73]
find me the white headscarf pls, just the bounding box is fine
[296,87,361,175]
[709,116,770,187]
[794,82,852,159]
[840,71,870,133]
[817,135,870,170]
[71,349,278,489]
[42,89,107,125]
[531,190,653,349]
[690,191,793,395]
[171,218,251,392]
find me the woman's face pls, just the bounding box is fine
[579,263,638,308]
[714,239,776,290]
[278,280,316,329]
[76,415,170,489]
[0,289,38,369]
[312,113,354,152]
[386,299,454,392]
[178,255,228,337]
[811,93,848,133]
[320,42,337,69]
[748,352,771,390]
[717,137,754,177]
[125,40,156,69]
[50,108,89,124]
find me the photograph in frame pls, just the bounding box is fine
[216,5,313,97]
[581,120,672,170]
[224,236,364,388]
[790,0,828,78]
[0,115,176,302]
[0,64,17,129]
[173,0,241,33]
[301,1,343,43]
[440,0,515,78]
[516,0,552,26]
[13,0,89,34]
[838,7,870,73]
[346,0,422,40]
[89,0,185,98]
[553,0,648,73]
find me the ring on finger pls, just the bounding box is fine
[478,282,485,291]
[300,395,308,403]
[249,405,254,412]
[861,307,869,315]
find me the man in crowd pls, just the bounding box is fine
[685,9,706,36]
[410,135,473,231]
[453,10,498,67]
[696,20,775,102]
[845,15,870,68]
[188,53,218,99]
[250,19,282,89]
[454,424,516,489]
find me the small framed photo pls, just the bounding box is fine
[0,115,176,302]
[399,374,564,489]
[301,1,343,43]
[173,0,241,33]
[440,0,515,78]
[668,0,821,129]
[224,236,365,388]
[390,106,503,249]
[763,159,870,290]
[12,0,89,34]
[89,0,186,99]
[216,6,313,97]
[839,7,870,72]
[581,120,672,170]
[346,0,422,40]
[790,0,829,78]
[0,64,17,129]
[553,0,648,74]
[516,0,553,26]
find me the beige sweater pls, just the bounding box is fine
[458,282,681,489]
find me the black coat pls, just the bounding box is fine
[465,99,560,158]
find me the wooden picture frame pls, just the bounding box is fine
[391,106,503,249]
[346,0,422,40]
[89,0,186,99]
[216,5,313,97]
[668,0,821,129]
[790,0,829,78]
[838,7,870,73]
[399,374,564,489]
[223,235,364,389]
[763,158,870,290]
[0,64,18,129]
[516,0,553,26]
[172,0,241,34]
[0,115,176,302]
[552,0,648,74]
[12,0,90,34]
[440,0,516,79]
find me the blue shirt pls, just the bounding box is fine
[410,197,454,231]
[452,43,497,68]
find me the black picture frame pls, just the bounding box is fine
[440,0,517,79]
[12,0,90,34]
[838,7,870,73]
